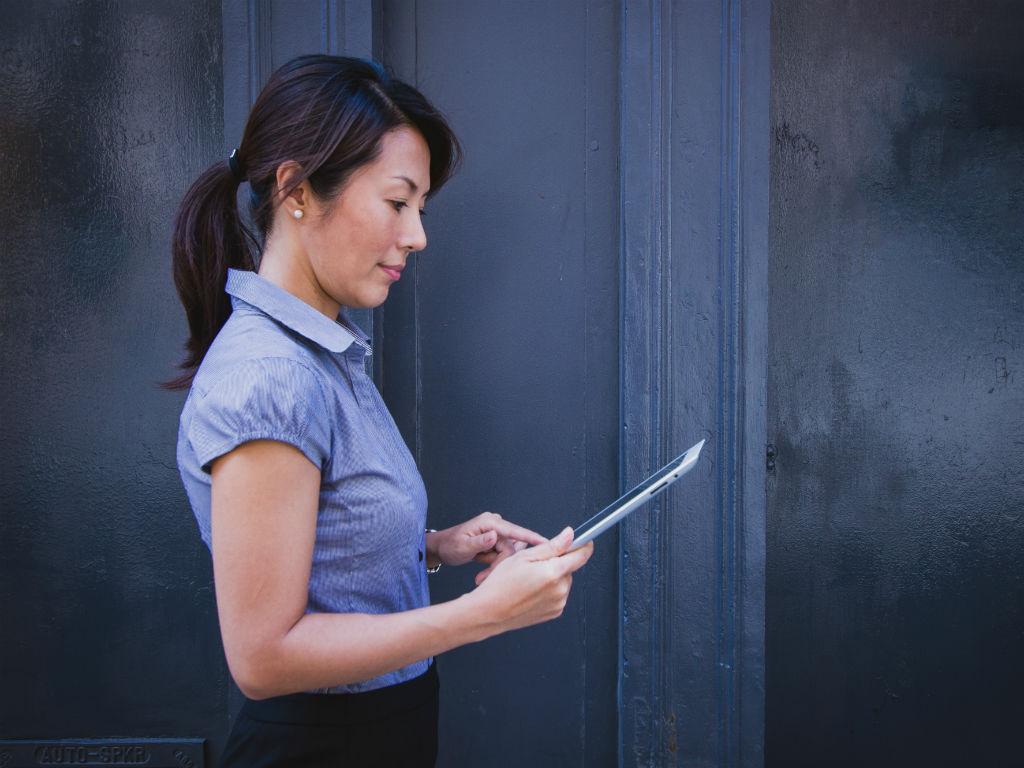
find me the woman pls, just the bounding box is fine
[169,55,592,766]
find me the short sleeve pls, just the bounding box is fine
[187,357,331,473]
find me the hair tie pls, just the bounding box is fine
[227,148,244,182]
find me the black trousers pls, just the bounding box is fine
[219,664,439,767]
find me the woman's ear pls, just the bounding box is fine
[275,161,309,216]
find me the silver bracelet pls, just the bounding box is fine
[425,528,442,573]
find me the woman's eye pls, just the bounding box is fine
[389,200,407,212]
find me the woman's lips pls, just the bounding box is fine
[379,264,403,281]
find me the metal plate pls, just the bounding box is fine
[0,740,203,768]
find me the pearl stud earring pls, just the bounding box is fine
[293,209,304,219]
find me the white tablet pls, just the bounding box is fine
[568,439,705,551]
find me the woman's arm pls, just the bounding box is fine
[210,439,592,700]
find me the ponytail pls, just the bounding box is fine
[164,158,256,390]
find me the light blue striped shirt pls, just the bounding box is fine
[177,269,430,693]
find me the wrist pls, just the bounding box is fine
[425,529,443,572]
[454,590,501,643]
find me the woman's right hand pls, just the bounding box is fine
[467,527,594,635]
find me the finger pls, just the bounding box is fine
[474,536,523,565]
[474,537,530,582]
[474,564,495,585]
[487,544,518,571]
[486,518,548,547]
[493,536,519,555]
[473,550,498,565]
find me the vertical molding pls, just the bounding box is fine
[247,0,272,104]
[736,0,770,763]
[619,0,673,764]
[619,0,767,766]
[717,1,742,763]
[714,3,769,766]
[323,0,337,54]
[378,0,420,451]
[322,0,374,59]
[221,0,252,152]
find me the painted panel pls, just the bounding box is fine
[0,0,227,759]
[767,0,1024,764]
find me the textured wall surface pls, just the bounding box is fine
[767,1,1024,765]
[0,0,230,759]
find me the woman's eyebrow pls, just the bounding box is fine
[391,175,428,195]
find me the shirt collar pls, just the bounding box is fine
[225,269,371,355]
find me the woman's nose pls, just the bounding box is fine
[401,212,427,252]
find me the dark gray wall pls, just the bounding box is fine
[767,0,1024,765]
[0,0,231,755]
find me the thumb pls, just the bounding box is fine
[530,527,574,559]
[472,530,498,553]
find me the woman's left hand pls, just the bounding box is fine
[426,512,546,582]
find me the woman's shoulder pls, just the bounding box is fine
[180,316,335,473]
[202,309,328,378]
[187,312,333,416]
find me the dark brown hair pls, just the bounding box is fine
[166,55,461,389]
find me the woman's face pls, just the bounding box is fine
[296,126,431,316]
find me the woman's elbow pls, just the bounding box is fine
[225,644,290,701]
[231,671,276,701]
